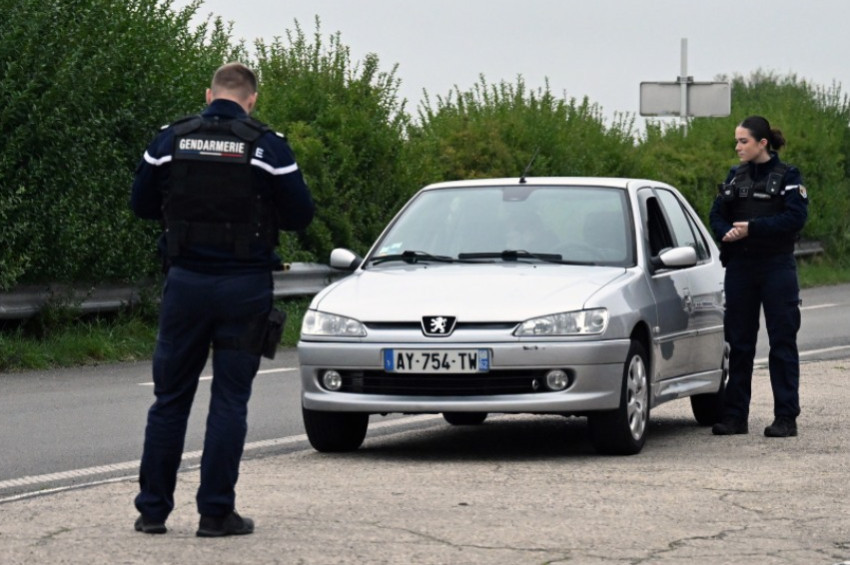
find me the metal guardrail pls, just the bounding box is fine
[793,240,824,258]
[0,241,826,320]
[0,263,346,320]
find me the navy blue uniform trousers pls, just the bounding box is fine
[135,266,272,521]
[723,253,801,421]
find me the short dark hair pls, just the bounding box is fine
[740,115,786,151]
[211,62,258,100]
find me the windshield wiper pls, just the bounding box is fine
[368,250,457,266]
[458,250,597,266]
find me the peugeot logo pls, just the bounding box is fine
[422,316,457,337]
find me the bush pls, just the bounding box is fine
[408,76,638,184]
[254,20,413,260]
[0,0,240,289]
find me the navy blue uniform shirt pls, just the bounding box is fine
[131,99,315,273]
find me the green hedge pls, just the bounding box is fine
[254,21,413,260]
[0,0,241,289]
[1,2,849,292]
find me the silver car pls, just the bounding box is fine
[298,177,727,455]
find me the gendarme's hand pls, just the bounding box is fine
[722,221,750,242]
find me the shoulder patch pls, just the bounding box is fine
[784,184,808,199]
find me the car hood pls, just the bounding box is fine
[313,263,628,321]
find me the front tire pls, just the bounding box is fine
[302,406,368,452]
[442,412,488,426]
[588,340,650,455]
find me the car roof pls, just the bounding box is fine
[421,177,669,191]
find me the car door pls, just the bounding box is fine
[652,188,725,375]
[638,188,694,381]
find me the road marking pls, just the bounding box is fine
[754,344,850,366]
[0,414,442,503]
[799,344,850,356]
[801,302,840,311]
[137,366,298,386]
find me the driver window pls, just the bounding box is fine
[644,196,673,256]
[655,189,710,261]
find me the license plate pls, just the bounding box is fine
[383,349,490,373]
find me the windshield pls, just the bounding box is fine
[371,184,634,266]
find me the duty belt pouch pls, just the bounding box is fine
[213,308,286,358]
[261,308,287,359]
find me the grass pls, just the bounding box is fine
[0,297,313,374]
[797,256,850,287]
[0,313,158,372]
[1,258,847,374]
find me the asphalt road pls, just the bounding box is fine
[0,352,305,484]
[1,283,848,500]
[1,356,849,564]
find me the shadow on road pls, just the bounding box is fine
[318,413,706,462]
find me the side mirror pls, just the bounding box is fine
[329,248,362,271]
[651,246,697,270]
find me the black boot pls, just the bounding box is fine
[134,515,167,534]
[764,417,797,437]
[711,416,748,435]
[197,511,254,537]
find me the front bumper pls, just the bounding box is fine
[298,338,631,414]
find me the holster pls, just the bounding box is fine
[213,307,286,359]
[261,308,287,359]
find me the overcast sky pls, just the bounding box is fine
[176,0,850,126]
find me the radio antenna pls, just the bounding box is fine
[519,147,540,184]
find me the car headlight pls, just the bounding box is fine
[301,310,367,337]
[514,308,608,336]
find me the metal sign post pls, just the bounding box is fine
[640,38,731,135]
[679,38,689,134]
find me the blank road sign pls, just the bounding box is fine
[640,81,731,117]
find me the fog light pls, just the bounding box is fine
[544,369,569,391]
[321,370,343,391]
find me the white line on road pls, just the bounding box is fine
[755,344,850,366]
[0,414,442,503]
[801,302,840,311]
[799,344,850,357]
[137,367,298,386]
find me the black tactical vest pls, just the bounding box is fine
[726,161,788,222]
[719,160,795,255]
[163,116,278,259]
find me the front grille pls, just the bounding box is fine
[333,370,550,396]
